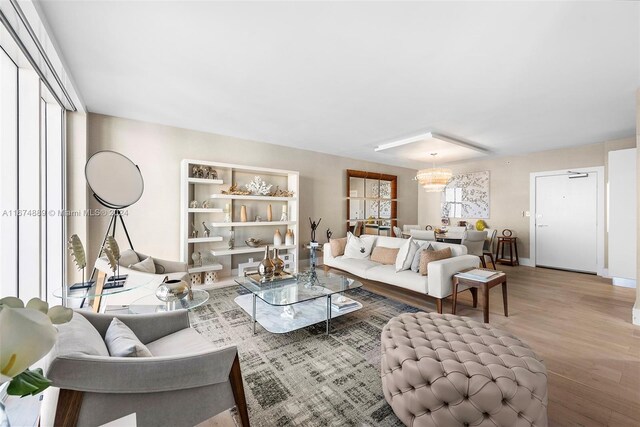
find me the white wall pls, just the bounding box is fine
[608,148,637,284]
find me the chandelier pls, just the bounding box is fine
[415,153,452,192]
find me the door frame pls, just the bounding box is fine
[529,166,605,276]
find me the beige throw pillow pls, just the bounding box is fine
[419,247,452,276]
[330,237,348,257]
[128,256,156,273]
[371,247,400,265]
[105,318,152,357]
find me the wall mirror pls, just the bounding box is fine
[346,170,397,236]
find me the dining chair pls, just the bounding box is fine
[393,226,403,238]
[483,229,497,269]
[461,230,488,267]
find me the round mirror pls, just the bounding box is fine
[85,151,144,209]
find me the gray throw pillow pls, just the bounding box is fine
[128,256,156,273]
[105,318,153,357]
[411,243,435,273]
[55,313,109,357]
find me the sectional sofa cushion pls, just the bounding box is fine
[54,312,110,357]
[366,265,429,294]
[343,233,374,259]
[371,247,400,265]
[128,256,156,273]
[419,247,452,275]
[119,249,140,267]
[328,257,381,277]
[411,243,434,272]
[330,237,348,257]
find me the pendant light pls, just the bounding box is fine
[415,153,452,192]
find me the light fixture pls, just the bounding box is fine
[415,153,452,192]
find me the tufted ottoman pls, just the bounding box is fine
[381,312,548,427]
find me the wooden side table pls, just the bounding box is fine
[496,236,519,266]
[452,269,508,323]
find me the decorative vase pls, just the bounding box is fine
[204,271,218,285]
[228,231,235,249]
[267,204,273,222]
[156,278,191,302]
[224,203,231,223]
[258,246,275,279]
[272,248,284,275]
[240,205,247,222]
[285,229,294,246]
[273,228,283,246]
[280,205,288,221]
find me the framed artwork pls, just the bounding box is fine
[441,171,490,219]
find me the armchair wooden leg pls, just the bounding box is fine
[230,354,250,427]
[435,298,443,314]
[54,389,83,427]
[92,271,107,313]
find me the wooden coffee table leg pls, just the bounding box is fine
[451,280,458,314]
[470,287,478,308]
[502,280,508,317]
[483,284,490,323]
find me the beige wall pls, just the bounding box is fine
[418,138,636,262]
[78,113,418,269]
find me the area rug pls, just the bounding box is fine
[189,286,420,426]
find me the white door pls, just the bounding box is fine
[535,172,598,273]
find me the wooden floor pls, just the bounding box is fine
[359,265,640,427]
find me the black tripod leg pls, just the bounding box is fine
[118,211,135,250]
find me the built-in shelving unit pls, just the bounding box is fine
[181,159,299,290]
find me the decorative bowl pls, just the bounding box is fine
[156,279,191,302]
[245,238,263,247]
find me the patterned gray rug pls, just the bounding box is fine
[188,286,420,426]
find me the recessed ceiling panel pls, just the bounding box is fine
[375,133,488,164]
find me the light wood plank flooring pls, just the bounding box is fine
[361,265,639,427]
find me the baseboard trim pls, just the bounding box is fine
[633,304,640,326]
[612,277,637,288]
[518,257,534,267]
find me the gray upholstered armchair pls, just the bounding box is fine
[41,310,249,427]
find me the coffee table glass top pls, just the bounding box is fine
[128,289,210,314]
[234,269,362,306]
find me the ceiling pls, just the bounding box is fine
[37,1,639,169]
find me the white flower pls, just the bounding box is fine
[0,306,57,384]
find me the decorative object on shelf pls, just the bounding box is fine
[228,231,235,249]
[191,222,198,238]
[245,176,272,195]
[309,217,322,242]
[441,217,450,226]
[201,200,212,209]
[502,229,513,237]
[202,222,211,237]
[272,248,284,276]
[415,153,452,192]
[475,220,487,231]
[269,186,295,198]
[267,204,273,222]
[245,238,264,248]
[274,228,283,246]
[192,165,204,178]
[258,246,275,279]
[155,278,191,303]
[240,205,248,222]
[191,251,202,267]
[201,251,216,265]
[425,225,434,230]
[280,205,288,221]
[204,271,218,285]
[189,200,199,208]
[189,273,201,286]
[0,296,72,410]
[207,169,218,180]
[326,228,332,241]
[224,203,231,222]
[221,184,251,195]
[285,229,295,246]
[255,216,262,222]
[458,221,467,227]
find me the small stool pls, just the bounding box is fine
[496,229,519,266]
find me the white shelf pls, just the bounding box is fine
[209,221,296,227]
[188,208,224,213]
[187,236,224,243]
[210,194,296,202]
[211,244,296,256]
[188,178,224,185]
[192,277,238,290]
[188,263,223,274]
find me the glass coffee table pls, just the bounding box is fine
[234,269,363,335]
[128,289,210,314]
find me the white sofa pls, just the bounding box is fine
[323,235,479,312]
